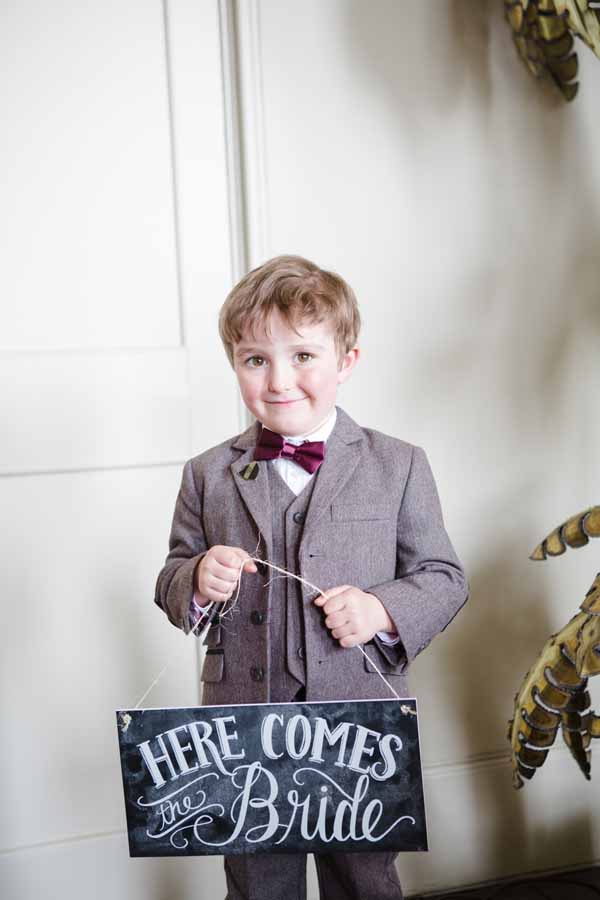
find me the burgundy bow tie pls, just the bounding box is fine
[254,427,326,474]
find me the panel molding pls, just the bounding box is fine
[0,348,192,475]
[218,0,248,285]
[231,0,270,272]
[221,0,270,431]
[161,0,186,348]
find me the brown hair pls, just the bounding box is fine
[218,255,361,369]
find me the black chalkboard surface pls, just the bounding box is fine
[116,699,427,857]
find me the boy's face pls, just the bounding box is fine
[232,307,359,436]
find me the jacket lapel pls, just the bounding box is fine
[228,406,365,560]
[230,420,273,558]
[299,406,364,548]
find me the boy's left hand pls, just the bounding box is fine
[313,585,396,648]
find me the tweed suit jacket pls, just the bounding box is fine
[154,405,468,705]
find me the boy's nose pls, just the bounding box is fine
[268,366,293,393]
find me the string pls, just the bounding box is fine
[132,609,215,710]
[223,556,402,702]
[133,553,406,709]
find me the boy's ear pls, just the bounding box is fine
[338,346,359,383]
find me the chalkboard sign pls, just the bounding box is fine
[116,698,427,857]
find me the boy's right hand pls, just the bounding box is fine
[195,546,258,603]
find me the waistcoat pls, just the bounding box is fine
[266,460,319,703]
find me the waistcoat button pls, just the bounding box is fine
[250,666,265,682]
[297,646,305,660]
[293,511,305,524]
[250,610,264,625]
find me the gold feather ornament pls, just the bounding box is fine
[508,507,600,788]
[504,0,600,100]
[555,0,600,53]
[530,506,600,558]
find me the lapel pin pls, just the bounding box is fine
[240,461,259,481]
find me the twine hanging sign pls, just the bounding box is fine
[118,552,428,856]
[116,698,427,857]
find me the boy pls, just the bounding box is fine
[154,255,468,900]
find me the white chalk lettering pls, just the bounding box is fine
[167,725,200,777]
[138,733,179,789]
[261,713,284,760]
[347,725,381,775]
[214,716,246,760]
[130,707,420,854]
[308,718,352,768]
[371,734,403,781]
[285,715,312,760]
[187,721,234,776]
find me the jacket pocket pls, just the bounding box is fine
[201,648,224,682]
[202,624,222,647]
[362,640,406,676]
[330,503,394,521]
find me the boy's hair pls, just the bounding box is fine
[218,255,361,369]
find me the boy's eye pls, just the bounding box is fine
[244,352,314,367]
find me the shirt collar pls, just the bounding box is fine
[281,405,337,446]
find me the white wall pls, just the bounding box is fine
[251,0,600,893]
[3,1,600,898]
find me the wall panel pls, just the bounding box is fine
[1,1,235,897]
[1,0,180,352]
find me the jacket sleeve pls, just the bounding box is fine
[154,459,209,634]
[367,445,468,672]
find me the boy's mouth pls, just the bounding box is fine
[267,398,305,405]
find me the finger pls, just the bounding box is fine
[324,610,349,629]
[331,623,354,639]
[206,573,236,596]
[207,585,234,603]
[211,545,237,567]
[208,560,243,584]
[224,555,256,574]
[233,548,258,573]
[322,596,348,616]
[339,633,361,648]
[224,551,249,572]
[213,546,257,573]
[313,585,350,607]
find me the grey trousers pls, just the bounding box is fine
[223,683,403,900]
[224,850,403,900]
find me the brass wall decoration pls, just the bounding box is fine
[504,1,600,101]
[507,507,600,788]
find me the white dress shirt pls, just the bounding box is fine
[190,404,398,643]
